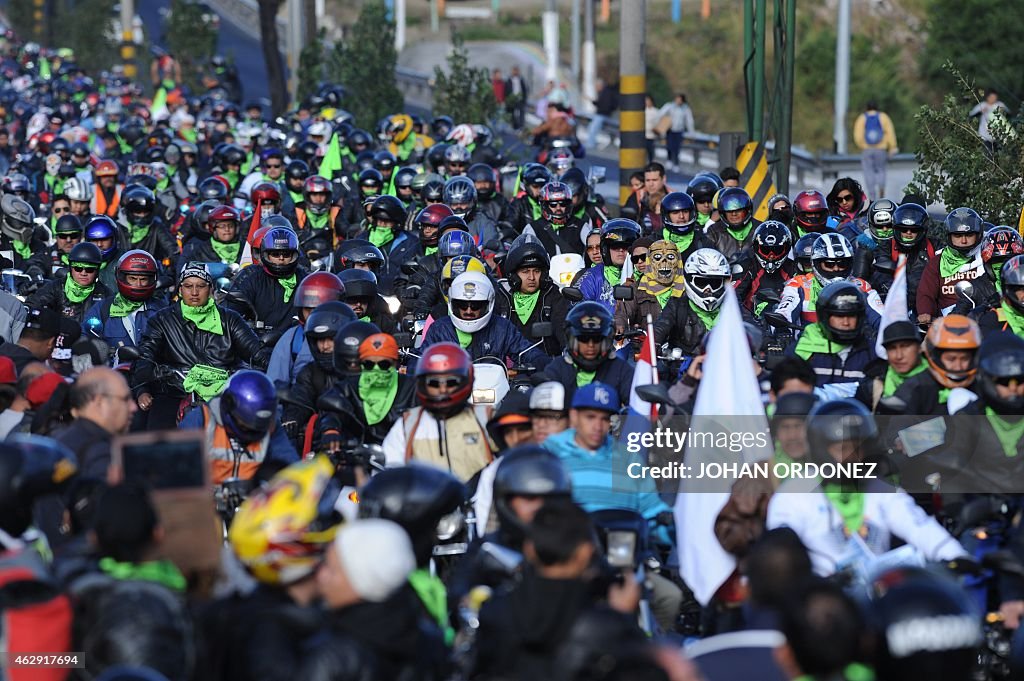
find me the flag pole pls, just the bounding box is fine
[646,313,658,420]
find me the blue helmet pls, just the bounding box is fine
[220,371,278,444]
[260,227,300,279]
[84,215,120,262]
[438,229,480,259]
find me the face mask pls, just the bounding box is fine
[647,240,680,286]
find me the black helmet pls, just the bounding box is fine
[566,301,614,371]
[600,218,642,265]
[0,194,35,243]
[752,221,793,274]
[868,567,980,681]
[141,145,164,163]
[54,214,83,236]
[285,159,310,182]
[333,319,381,376]
[304,301,357,371]
[1002,255,1024,314]
[686,173,722,203]
[370,194,406,227]
[68,241,103,267]
[522,162,552,191]
[795,233,817,273]
[944,207,983,255]
[892,203,929,251]
[866,198,898,241]
[805,398,878,460]
[816,281,866,344]
[336,239,385,273]
[467,163,496,199]
[347,128,373,151]
[221,143,246,166]
[977,332,1024,415]
[354,150,376,175]
[493,444,572,534]
[338,268,379,300]
[421,175,446,203]
[0,435,78,537]
[431,115,455,139]
[559,167,588,205]
[661,191,697,236]
[505,235,551,292]
[192,199,220,237]
[393,166,417,193]
[357,465,466,567]
[372,149,397,176]
[425,143,448,174]
[122,185,157,227]
[358,168,384,196]
[198,177,229,203]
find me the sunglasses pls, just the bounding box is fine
[577,335,604,345]
[361,360,394,371]
[52,207,69,214]
[265,163,282,169]
[607,244,629,251]
[455,300,487,312]
[837,193,855,202]
[56,233,81,240]
[631,253,648,264]
[425,376,462,389]
[994,376,1022,387]
[72,265,98,273]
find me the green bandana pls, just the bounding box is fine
[882,359,929,398]
[823,483,866,535]
[63,269,95,303]
[576,369,596,387]
[696,212,711,227]
[994,262,1006,292]
[424,246,438,257]
[109,293,144,318]
[360,315,372,322]
[98,557,186,592]
[726,221,754,242]
[358,368,399,425]
[939,388,951,405]
[663,229,694,252]
[513,291,540,325]
[938,248,972,279]
[180,299,223,335]
[1001,300,1024,337]
[456,328,474,348]
[655,288,673,309]
[794,322,848,360]
[368,226,395,249]
[604,265,622,288]
[182,364,230,401]
[128,222,151,245]
[210,238,240,264]
[985,407,1024,458]
[279,274,297,303]
[688,299,720,332]
[306,210,330,231]
[530,197,542,221]
[408,569,455,646]
[12,239,33,261]
[223,169,240,188]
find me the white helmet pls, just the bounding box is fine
[446,124,476,148]
[308,120,332,139]
[64,176,93,202]
[549,252,585,290]
[810,232,855,287]
[684,248,731,312]
[449,271,495,334]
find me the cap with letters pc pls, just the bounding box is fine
[571,382,619,413]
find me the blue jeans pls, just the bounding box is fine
[666,131,683,166]
[587,114,607,148]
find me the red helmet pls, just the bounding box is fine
[415,342,473,415]
[982,226,1024,264]
[251,182,281,206]
[793,190,829,232]
[249,225,274,264]
[294,272,345,309]
[115,249,158,301]
[207,205,241,234]
[303,175,333,216]
[416,204,454,228]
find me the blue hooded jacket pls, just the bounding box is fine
[423,315,551,369]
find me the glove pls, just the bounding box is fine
[281,420,301,439]
[321,429,343,453]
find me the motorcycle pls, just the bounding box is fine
[590,509,660,636]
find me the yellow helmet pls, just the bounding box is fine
[228,455,342,586]
[388,114,414,144]
[441,255,487,303]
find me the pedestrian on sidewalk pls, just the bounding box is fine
[506,66,529,130]
[586,79,618,150]
[853,100,898,200]
[644,95,660,164]
[659,93,695,173]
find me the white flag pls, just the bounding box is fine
[875,254,908,360]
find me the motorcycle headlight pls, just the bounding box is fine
[385,295,401,315]
[436,508,465,541]
[606,530,637,569]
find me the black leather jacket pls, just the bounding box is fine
[123,217,180,268]
[493,281,570,356]
[131,302,269,397]
[316,373,417,446]
[223,266,308,346]
[25,274,111,324]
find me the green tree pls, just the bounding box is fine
[432,32,497,125]
[62,0,119,76]
[908,69,1024,225]
[6,0,37,42]
[164,0,218,93]
[329,0,402,128]
[297,28,327,106]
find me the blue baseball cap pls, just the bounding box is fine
[571,382,619,413]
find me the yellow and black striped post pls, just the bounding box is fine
[736,141,777,221]
[618,0,646,209]
[33,0,45,42]
[120,0,138,80]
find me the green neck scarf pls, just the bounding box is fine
[794,322,848,360]
[182,365,231,401]
[210,238,240,264]
[306,210,330,231]
[655,287,673,309]
[98,557,186,592]
[696,211,711,227]
[939,248,973,278]
[726,221,754,242]
[180,299,223,335]
[513,291,540,325]
[1001,300,1024,337]
[688,299,720,332]
[358,368,399,425]
[424,246,438,257]
[109,293,144,318]
[455,328,474,348]
[279,274,297,303]
[823,483,866,535]
[985,407,1024,458]
[12,239,33,261]
[63,270,95,303]
[368,226,395,249]
[993,262,1006,292]
[223,169,240,188]
[604,265,622,288]
[60,252,70,266]
[289,189,303,205]
[408,569,455,646]
[530,197,542,221]
[576,369,596,387]
[129,222,151,244]
[359,315,372,322]
[882,359,929,398]
[663,228,694,252]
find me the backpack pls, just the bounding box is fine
[864,112,884,146]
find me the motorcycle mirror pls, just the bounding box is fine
[635,383,673,406]
[316,392,348,413]
[561,286,584,302]
[757,288,781,304]
[613,285,634,301]
[763,311,799,330]
[116,345,140,362]
[588,166,607,184]
[954,280,975,308]
[400,260,420,276]
[530,321,553,338]
[731,263,744,277]
[392,331,414,349]
[482,239,502,253]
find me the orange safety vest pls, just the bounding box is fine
[91,184,121,218]
[202,402,271,483]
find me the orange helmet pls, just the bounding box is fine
[923,314,982,388]
[95,160,119,177]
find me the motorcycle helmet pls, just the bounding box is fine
[448,271,495,333]
[251,182,281,210]
[285,159,310,185]
[54,214,83,238]
[815,281,866,344]
[981,226,1024,273]
[370,194,407,228]
[260,227,300,278]
[441,256,488,301]
[718,187,754,231]
[505,235,552,292]
[686,173,722,204]
[387,113,414,144]
[683,248,731,312]
[333,319,381,376]
[64,176,93,203]
[347,129,373,153]
[420,174,447,204]
[0,435,78,538]
[294,271,346,309]
[0,195,35,244]
[302,175,332,216]
[438,228,481,260]
[68,241,103,268]
[810,233,855,286]
[444,144,471,176]
[493,445,572,535]
[866,198,898,242]
[393,166,417,197]
[431,115,455,140]
[1001,255,1024,314]
[522,163,552,194]
[228,456,342,585]
[599,218,642,265]
[207,204,241,241]
[443,176,477,219]
[560,167,589,208]
[767,193,794,227]
[415,342,474,416]
[795,233,818,273]
[539,181,573,227]
[198,176,230,204]
[793,190,829,233]
[357,168,384,198]
[83,215,119,262]
[467,163,497,200]
[425,144,449,175]
[805,398,878,460]
[976,331,1024,415]
[115,249,158,301]
[305,301,358,372]
[661,191,697,236]
[891,203,930,251]
[220,370,278,444]
[415,204,454,247]
[923,314,981,389]
[336,239,385,273]
[944,207,984,255]
[192,200,220,237]
[546,148,575,175]
[752,220,793,274]
[338,268,379,302]
[566,302,614,371]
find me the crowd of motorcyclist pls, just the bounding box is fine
[2,28,1024,681]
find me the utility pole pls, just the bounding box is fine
[543,0,559,81]
[571,0,581,81]
[834,0,850,153]
[775,0,797,193]
[743,0,766,143]
[304,0,317,41]
[395,0,406,52]
[119,0,137,81]
[619,0,646,208]
[286,0,304,102]
[582,0,596,113]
